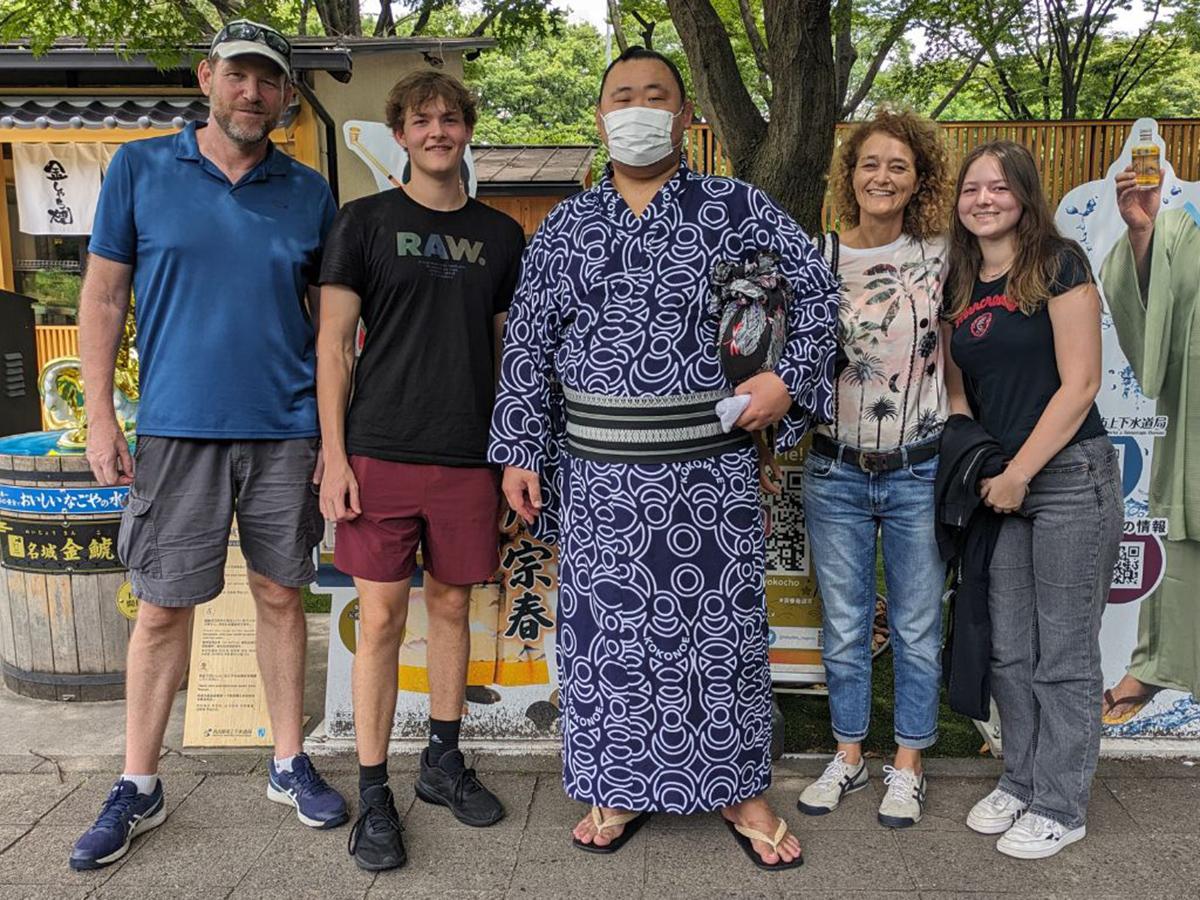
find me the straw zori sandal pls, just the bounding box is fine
[724,817,804,871]
[572,807,652,855]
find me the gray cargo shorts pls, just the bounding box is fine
[117,436,323,607]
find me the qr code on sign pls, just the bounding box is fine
[1111,541,1144,589]
[765,467,807,574]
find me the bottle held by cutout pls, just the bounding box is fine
[1132,128,1160,188]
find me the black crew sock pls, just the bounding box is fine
[428,717,462,766]
[359,760,388,795]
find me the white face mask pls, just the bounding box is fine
[601,105,683,167]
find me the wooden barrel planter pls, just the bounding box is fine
[0,434,132,701]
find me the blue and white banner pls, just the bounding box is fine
[0,484,127,516]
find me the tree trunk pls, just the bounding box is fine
[410,1,434,35]
[1060,84,1077,120]
[667,0,835,232]
[631,11,656,48]
[742,115,834,234]
[608,1,629,53]
[831,0,855,112]
[750,1,836,231]
[314,0,362,37]
[374,0,396,36]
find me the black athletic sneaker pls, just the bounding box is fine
[414,749,505,827]
[347,784,406,871]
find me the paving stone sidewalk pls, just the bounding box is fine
[0,751,1197,899]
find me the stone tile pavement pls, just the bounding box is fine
[0,752,1197,899]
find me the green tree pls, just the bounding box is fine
[655,0,839,229]
[0,1,301,62]
[611,1,936,120]
[370,1,565,45]
[0,1,566,59]
[601,1,963,224]
[919,0,1200,120]
[464,20,606,144]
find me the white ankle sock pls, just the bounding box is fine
[121,774,159,795]
[274,754,296,773]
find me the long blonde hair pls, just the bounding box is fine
[943,140,1090,321]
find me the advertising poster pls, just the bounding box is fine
[342,119,476,196]
[763,445,825,684]
[1056,118,1200,740]
[321,513,561,741]
[183,526,274,747]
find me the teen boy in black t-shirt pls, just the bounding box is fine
[317,70,525,872]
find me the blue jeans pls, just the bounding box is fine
[803,443,946,749]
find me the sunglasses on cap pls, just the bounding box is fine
[211,20,292,62]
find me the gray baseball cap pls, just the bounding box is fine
[209,19,291,76]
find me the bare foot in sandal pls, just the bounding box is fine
[1102,674,1161,724]
[721,796,802,866]
[572,806,653,852]
[573,806,623,847]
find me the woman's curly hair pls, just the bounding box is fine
[830,108,951,241]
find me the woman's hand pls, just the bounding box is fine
[979,467,1028,514]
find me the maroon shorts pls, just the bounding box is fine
[333,457,501,585]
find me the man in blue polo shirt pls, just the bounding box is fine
[70,21,346,871]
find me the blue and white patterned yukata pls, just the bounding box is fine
[488,161,837,813]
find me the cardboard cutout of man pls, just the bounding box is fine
[1099,167,1200,719]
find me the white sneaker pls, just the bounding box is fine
[996,812,1085,859]
[797,751,869,815]
[967,787,1028,835]
[877,766,926,828]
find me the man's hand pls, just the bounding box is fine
[85,416,134,486]
[734,371,792,431]
[320,455,361,522]
[502,466,542,525]
[311,449,324,487]
[497,488,513,530]
[1115,165,1161,236]
[755,433,782,495]
[979,467,1027,515]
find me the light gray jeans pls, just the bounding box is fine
[988,435,1122,829]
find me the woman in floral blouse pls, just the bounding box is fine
[796,109,951,829]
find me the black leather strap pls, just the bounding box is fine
[811,433,938,474]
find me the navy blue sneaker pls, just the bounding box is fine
[69,778,166,870]
[268,753,348,828]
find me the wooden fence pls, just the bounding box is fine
[687,118,1200,218]
[35,325,79,370]
[28,118,1200,415]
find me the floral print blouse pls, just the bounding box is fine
[818,233,948,451]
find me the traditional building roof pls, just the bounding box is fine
[471,145,597,190]
[0,95,300,130]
